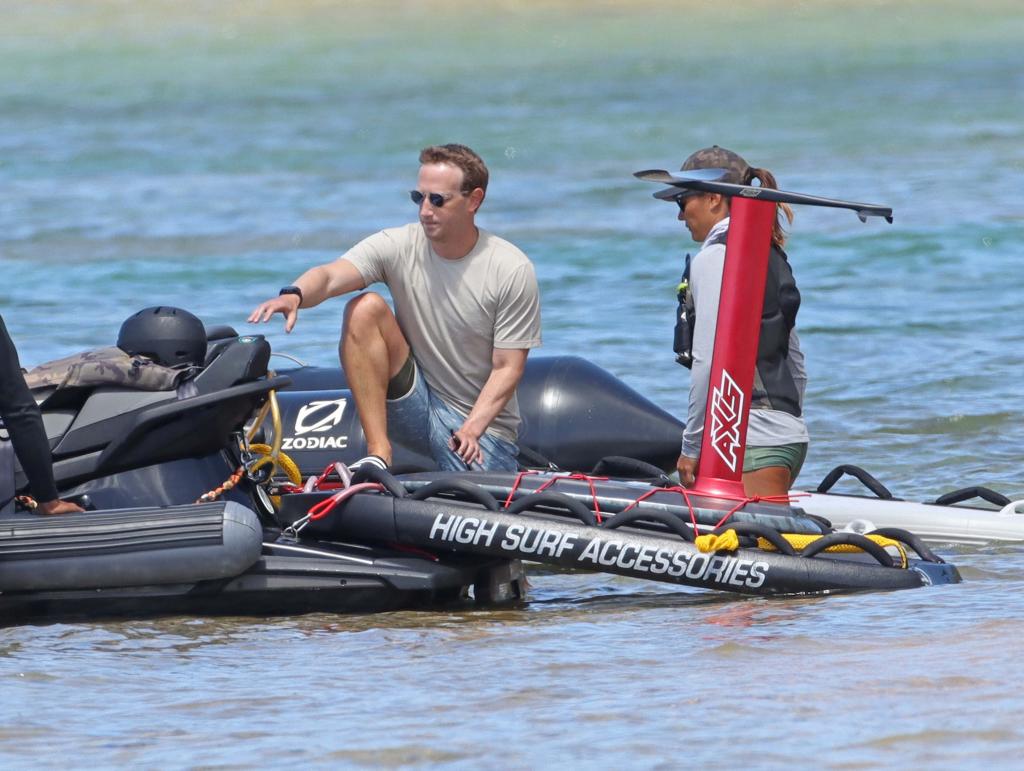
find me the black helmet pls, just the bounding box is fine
[117,307,208,368]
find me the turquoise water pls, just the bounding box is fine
[3,1,1024,766]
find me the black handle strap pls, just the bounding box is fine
[932,486,1011,508]
[815,465,895,500]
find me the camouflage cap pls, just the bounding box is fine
[680,145,750,184]
[652,145,751,202]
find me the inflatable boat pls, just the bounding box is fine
[0,334,958,623]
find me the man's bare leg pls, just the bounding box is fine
[340,293,410,466]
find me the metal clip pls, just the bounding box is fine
[281,515,311,541]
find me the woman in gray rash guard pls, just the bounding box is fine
[660,146,808,497]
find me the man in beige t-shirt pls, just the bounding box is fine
[249,144,542,472]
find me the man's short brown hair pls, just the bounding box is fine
[419,144,489,194]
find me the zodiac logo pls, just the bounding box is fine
[294,398,348,436]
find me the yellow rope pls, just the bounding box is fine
[695,528,909,569]
[758,532,908,569]
[241,385,297,508]
[245,384,284,460]
[694,531,740,552]
[246,400,271,443]
[249,442,302,486]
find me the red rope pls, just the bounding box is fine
[502,469,540,509]
[714,499,754,529]
[307,482,385,521]
[520,468,606,524]
[535,473,609,524]
[534,473,608,494]
[315,463,336,485]
[621,485,702,535]
[502,471,610,524]
[308,462,348,491]
[388,543,440,562]
[621,486,808,537]
[711,491,809,528]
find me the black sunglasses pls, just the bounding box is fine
[409,190,466,208]
[674,192,701,212]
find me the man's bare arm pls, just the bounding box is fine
[450,347,529,465]
[247,259,367,333]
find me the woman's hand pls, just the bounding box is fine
[676,455,698,487]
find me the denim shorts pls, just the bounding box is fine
[386,360,519,472]
[743,442,808,479]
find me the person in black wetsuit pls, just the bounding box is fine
[0,314,83,515]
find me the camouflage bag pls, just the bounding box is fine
[24,347,190,393]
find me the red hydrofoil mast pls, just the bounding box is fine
[634,168,893,499]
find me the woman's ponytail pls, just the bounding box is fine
[744,166,794,249]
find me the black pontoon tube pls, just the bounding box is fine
[0,502,262,592]
[396,472,826,537]
[279,490,959,595]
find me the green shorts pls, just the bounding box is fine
[743,442,808,479]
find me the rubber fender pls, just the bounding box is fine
[0,501,263,592]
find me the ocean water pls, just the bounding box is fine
[2,0,1024,766]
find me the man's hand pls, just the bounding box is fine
[676,454,698,487]
[36,499,85,516]
[248,294,302,333]
[449,426,485,467]
[449,348,528,470]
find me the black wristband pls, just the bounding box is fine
[279,286,303,304]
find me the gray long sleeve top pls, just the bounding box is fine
[682,217,809,459]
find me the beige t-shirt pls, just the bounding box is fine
[343,223,542,442]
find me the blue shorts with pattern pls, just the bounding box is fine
[387,362,519,472]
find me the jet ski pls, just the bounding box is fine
[0,322,523,622]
